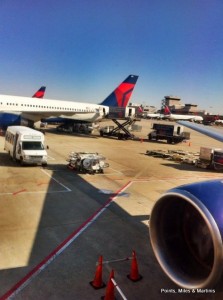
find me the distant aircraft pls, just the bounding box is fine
[146,112,163,119]
[32,86,46,98]
[0,75,138,129]
[32,86,46,99]
[0,86,47,129]
[215,119,223,125]
[163,105,203,122]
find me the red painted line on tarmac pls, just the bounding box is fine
[12,189,27,196]
[0,181,132,300]
[36,182,48,186]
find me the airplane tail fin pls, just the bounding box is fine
[164,105,171,115]
[32,86,46,98]
[100,75,138,107]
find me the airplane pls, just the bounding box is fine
[163,105,203,122]
[146,112,163,119]
[0,86,47,129]
[0,75,138,129]
[32,86,46,99]
[215,119,223,125]
[149,119,223,290]
[41,75,139,126]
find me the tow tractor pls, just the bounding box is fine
[66,152,109,174]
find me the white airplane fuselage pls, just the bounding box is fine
[166,113,203,122]
[147,113,163,119]
[0,95,109,123]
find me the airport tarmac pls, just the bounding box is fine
[0,119,223,300]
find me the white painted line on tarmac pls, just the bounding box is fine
[46,155,55,160]
[0,190,70,196]
[0,170,71,196]
[41,169,71,192]
[1,181,132,300]
[108,167,123,175]
[2,175,222,298]
[111,278,128,300]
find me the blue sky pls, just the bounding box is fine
[0,0,223,113]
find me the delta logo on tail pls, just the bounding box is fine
[100,75,138,107]
[164,105,171,115]
[32,86,46,98]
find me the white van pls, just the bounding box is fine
[4,126,48,166]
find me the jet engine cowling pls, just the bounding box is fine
[149,179,223,289]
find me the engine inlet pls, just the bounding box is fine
[150,189,223,289]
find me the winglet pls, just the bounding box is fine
[32,86,46,98]
[100,75,138,107]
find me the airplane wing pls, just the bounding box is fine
[178,121,223,142]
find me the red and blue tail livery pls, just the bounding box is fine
[0,75,138,130]
[100,75,138,107]
[164,105,171,115]
[32,86,46,98]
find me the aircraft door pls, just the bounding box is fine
[13,133,19,159]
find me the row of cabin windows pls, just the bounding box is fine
[0,102,94,112]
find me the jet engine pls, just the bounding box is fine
[149,179,223,289]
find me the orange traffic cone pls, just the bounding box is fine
[101,270,115,300]
[127,250,142,282]
[90,255,106,289]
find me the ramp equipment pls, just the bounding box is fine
[67,152,109,174]
[99,106,141,140]
[100,118,139,140]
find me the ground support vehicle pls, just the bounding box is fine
[56,123,93,134]
[148,123,190,144]
[202,114,220,126]
[99,118,141,140]
[66,152,109,174]
[99,107,141,140]
[195,147,223,170]
[4,126,48,166]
